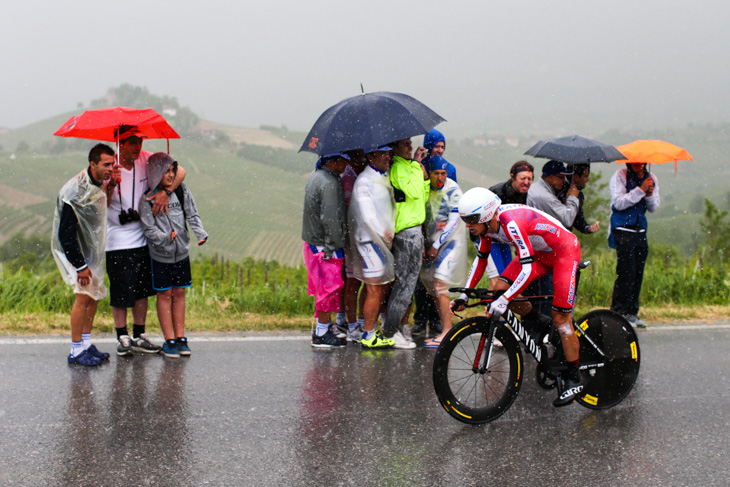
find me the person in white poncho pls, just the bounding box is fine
[420,155,468,348]
[348,146,397,349]
[52,144,115,366]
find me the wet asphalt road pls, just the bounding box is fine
[1,324,729,487]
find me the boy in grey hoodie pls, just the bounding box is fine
[140,152,208,358]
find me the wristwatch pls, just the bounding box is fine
[164,189,172,196]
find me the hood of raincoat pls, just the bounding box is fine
[147,152,176,190]
[425,154,450,174]
[423,129,445,151]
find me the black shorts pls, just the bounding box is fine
[151,257,192,291]
[106,246,155,307]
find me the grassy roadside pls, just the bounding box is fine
[1,304,727,337]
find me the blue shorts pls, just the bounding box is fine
[151,257,192,291]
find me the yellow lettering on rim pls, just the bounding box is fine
[580,320,589,331]
[583,394,598,406]
[630,341,638,360]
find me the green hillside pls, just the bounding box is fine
[0,118,316,266]
[1,106,727,265]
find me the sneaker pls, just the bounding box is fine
[68,349,102,366]
[176,338,192,356]
[117,335,133,357]
[627,314,647,328]
[330,322,347,339]
[131,334,162,354]
[86,344,110,361]
[430,321,443,336]
[361,333,394,349]
[346,326,363,342]
[622,314,646,328]
[390,330,416,350]
[411,322,427,336]
[311,330,346,348]
[162,342,180,358]
[553,369,585,407]
[402,325,413,341]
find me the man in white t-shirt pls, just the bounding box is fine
[105,125,186,356]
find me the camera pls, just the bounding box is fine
[119,208,140,225]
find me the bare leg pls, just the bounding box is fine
[111,306,128,330]
[156,290,174,340]
[171,287,186,338]
[554,310,579,362]
[131,297,148,325]
[71,294,97,342]
[344,276,361,323]
[358,285,367,319]
[363,284,384,332]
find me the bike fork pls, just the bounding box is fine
[473,321,497,373]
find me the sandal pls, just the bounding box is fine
[423,338,442,349]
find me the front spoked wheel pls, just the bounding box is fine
[574,309,640,409]
[433,317,522,424]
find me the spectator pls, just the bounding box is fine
[302,152,349,348]
[420,156,468,348]
[423,128,457,182]
[106,125,187,357]
[139,153,208,358]
[526,160,579,316]
[340,149,369,342]
[349,146,398,349]
[527,160,579,228]
[557,163,600,234]
[488,160,535,279]
[385,138,430,350]
[608,162,660,328]
[52,143,115,366]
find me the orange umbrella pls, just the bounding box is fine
[615,139,693,174]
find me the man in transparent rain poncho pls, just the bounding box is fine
[420,155,468,348]
[52,143,115,366]
[348,146,398,349]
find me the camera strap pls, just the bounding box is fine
[117,164,136,211]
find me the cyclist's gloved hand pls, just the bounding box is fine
[486,295,509,318]
[450,293,468,314]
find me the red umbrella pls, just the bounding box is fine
[54,106,180,142]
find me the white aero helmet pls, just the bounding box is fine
[459,187,502,224]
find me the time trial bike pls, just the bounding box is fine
[432,261,641,424]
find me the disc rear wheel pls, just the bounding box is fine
[574,309,641,409]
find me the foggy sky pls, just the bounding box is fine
[2,0,729,137]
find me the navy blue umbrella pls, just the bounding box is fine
[299,91,445,155]
[524,135,625,164]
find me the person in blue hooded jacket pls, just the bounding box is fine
[608,162,660,328]
[423,129,457,182]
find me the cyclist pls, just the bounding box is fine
[453,187,584,407]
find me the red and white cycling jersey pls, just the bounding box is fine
[465,204,581,311]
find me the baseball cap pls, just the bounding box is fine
[365,145,392,154]
[542,160,574,177]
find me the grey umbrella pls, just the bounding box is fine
[524,135,625,164]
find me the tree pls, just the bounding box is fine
[90,84,200,136]
[699,198,730,264]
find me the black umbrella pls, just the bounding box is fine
[299,91,445,155]
[524,135,625,164]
